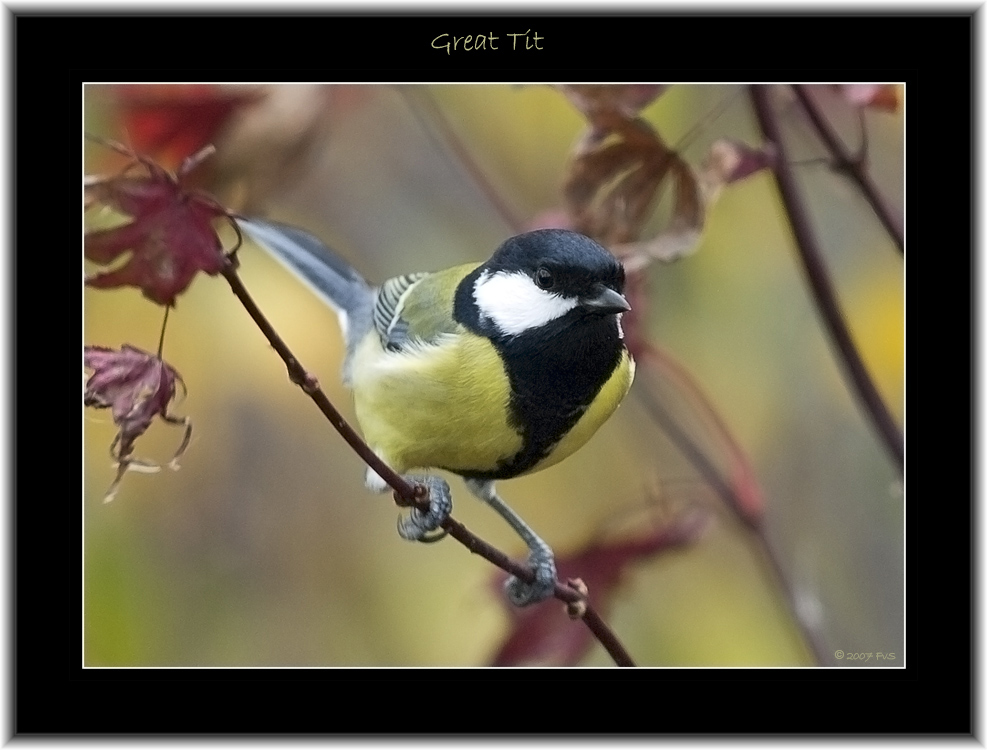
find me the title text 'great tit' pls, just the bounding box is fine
[240,219,635,606]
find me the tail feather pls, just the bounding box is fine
[239,218,375,380]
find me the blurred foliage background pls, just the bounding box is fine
[83,84,903,667]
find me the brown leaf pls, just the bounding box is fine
[559,86,774,270]
[637,155,704,263]
[613,139,774,270]
[564,117,691,248]
[85,141,231,306]
[85,344,191,502]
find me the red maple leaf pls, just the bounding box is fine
[84,344,191,502]
[85,141,233,306]
[114,84,259,171]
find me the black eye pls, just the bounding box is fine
[534,267,555,290]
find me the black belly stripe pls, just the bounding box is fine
[458,314,624,481]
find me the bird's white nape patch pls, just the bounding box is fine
[473,270,578,336]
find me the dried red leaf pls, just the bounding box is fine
[614,139,774,270]
[559,86,774,270]
[85,142,230,306]
[616,139,775,272]
[833,84,899,112]
[105,85,345,213]
[558,83,703,261]
[564,116,694,248]
[618,155,704,266]
[85,344,191,502]
[490,510,708,666]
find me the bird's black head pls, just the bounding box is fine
[458,229,630,338]
[452,230,632,481]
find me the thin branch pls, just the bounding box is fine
[398,86,525,233]
[631,371,828,666]
[635,342,763,523]
[156,305,170,359]
[222,262,418,499]
[632,383,747,526]
[581,607,636,667]
[435,512,635,666]
[222,260,635,667]
[744,525,832,666]
[750,85,904,473]
[405,86,855,666]
[791,85,904,254]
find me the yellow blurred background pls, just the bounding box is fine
[84,84,903,666]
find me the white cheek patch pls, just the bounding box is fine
[473,271,578,336]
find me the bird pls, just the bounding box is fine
[239,218,635,606]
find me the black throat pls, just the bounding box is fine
[454,269,624,480]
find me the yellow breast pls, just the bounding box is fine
[350,329,634,479]
[350,329,524,475]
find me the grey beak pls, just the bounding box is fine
[581,284,631,314]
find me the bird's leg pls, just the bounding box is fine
[365,465,452,542]
[464,478,557,606]
[395,475,452,542]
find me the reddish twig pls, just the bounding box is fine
[745,525,833,666]
[791,85,903,254]
[633,341,764,523]
[222,262,418,499]
[436,513,635,666]
[750,85,904,473]
[632,374,829,666]
[222,261,635,667]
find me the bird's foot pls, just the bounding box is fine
[396,475,452,543]
[505,543,557,607]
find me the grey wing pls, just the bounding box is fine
[239,218,376,380]
[373,273,427,351]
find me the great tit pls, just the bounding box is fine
[240,219,635,606]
